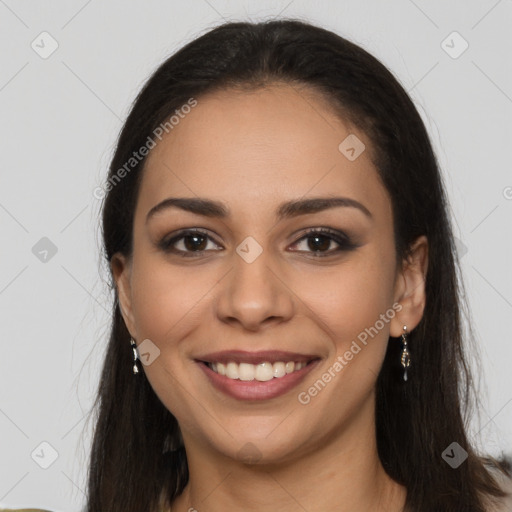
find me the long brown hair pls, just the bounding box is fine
[84,19,510,511]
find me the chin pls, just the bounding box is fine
[204,429,309,466]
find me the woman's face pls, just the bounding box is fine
[113,83,427,464]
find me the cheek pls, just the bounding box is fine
[296,253,397,414]
[128,257,208,418]
[300,247,397,345]
[130,254,213,343]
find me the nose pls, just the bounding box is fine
[215,245,295,332]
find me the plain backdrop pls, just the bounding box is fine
[1,1,511,510]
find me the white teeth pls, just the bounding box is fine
[208,360,310,381]
[255,362,274,381]
[273,362,286,378]
[238,363,255,381]
[226,362,239,379]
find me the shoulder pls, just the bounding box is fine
[0,509,54,512]
[0,506,55,512]
[487,466,512,512]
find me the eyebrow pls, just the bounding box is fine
[146,196,372,223]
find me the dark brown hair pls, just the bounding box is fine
[84,18,510,511]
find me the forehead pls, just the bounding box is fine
[137,84,390,222]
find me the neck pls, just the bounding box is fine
[170,397,406,512]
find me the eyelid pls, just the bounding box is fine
[289,227,357,254]
[157,228,221,253]
[158,226,358,258]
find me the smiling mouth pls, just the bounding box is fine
[195,350,322,401]
[201,359,318,382]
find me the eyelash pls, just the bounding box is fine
[158,227,358,258]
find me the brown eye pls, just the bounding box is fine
[159,227,358,259]
[305,234,332,252]
[181,233,208,251]
[159,229,222,257]
[289,228,358,257]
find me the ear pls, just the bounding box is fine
[111,252,137,338]
[390,235,429,337]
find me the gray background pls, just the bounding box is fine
[1,1,511,510]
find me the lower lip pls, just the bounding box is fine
[197,360,321,401]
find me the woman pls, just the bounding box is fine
[5,18,509,512]
[90,18,512,512]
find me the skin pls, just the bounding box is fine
[112,83,428,512]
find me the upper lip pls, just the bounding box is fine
[195,350,320,365]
